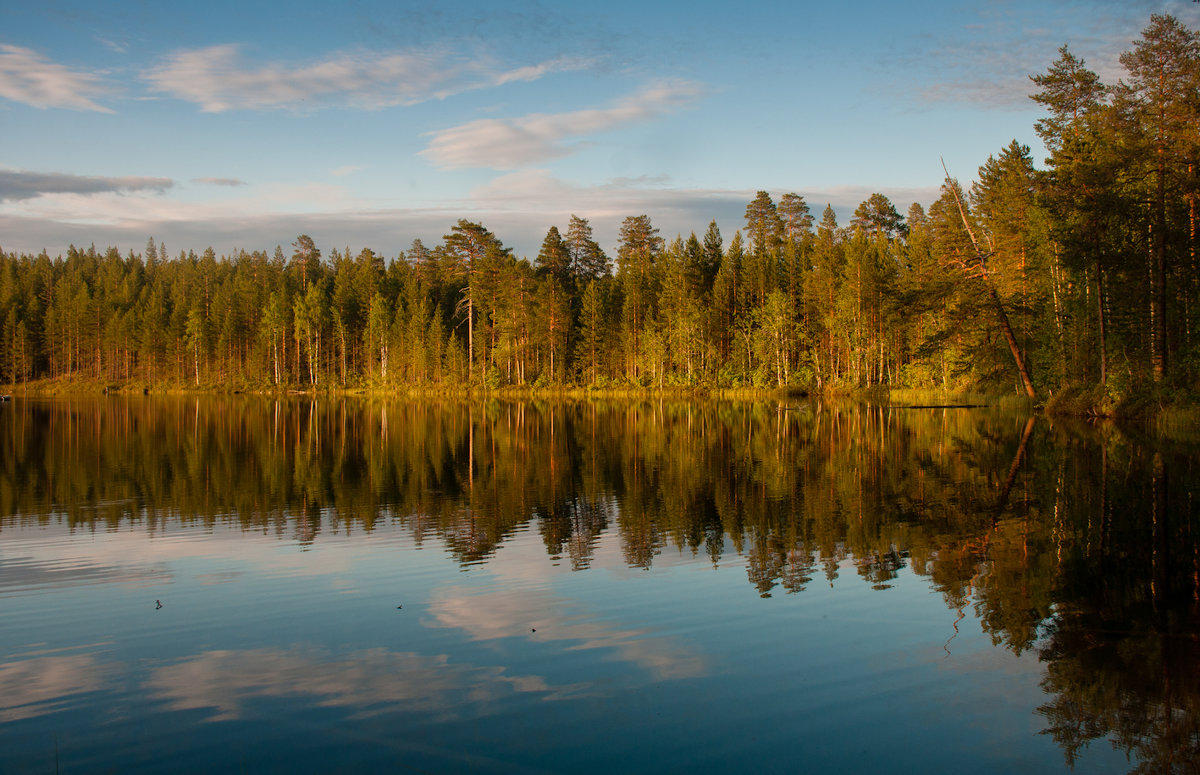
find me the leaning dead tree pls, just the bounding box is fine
[941,160,1037,398]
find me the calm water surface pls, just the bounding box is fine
[1,397,1197,773]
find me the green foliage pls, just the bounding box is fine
[1,15,1198,405]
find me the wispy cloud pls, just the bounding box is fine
[913,35,1126,109]
[95,37,129,55]
[901,2,1165,109]
[330,165,365,178]
[0,169,173,202]
[919,77,1039,109]
[192,177,246,187]
[0,45,113,112]
[142,44,584,113]
[421,79,707,170]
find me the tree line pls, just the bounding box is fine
[1,15,1196,403]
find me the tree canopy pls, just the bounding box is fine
[1,15,1197,406]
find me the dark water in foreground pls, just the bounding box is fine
[0,397,1197,774]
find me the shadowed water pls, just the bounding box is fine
[0,396,1196,773]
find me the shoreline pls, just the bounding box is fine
[4,378,1196,441]
[0,376,1043,407]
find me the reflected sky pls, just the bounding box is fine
[0,652,111,723]
[2,397,1194,773]
[142,646,569,722]
[0,514,1140,774]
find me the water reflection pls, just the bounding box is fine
[430,586,707,680]
[142,647,567,722]
[0,653,110,722]
[0,396,1197,770]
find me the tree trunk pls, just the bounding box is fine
[1096,260,1107,386]
[1151,135,1167,381]
[985,281,1036,398]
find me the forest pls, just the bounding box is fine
[1,15,1197,412]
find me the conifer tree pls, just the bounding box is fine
[443,220,509,382]
[566,215,610,284]
[1031,45,1114,385]
[537,226,570,286]
[700,220,724,291]
[743,191,782,306]
[1116,14,1200,380]
[616,215,662,381]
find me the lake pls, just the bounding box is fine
[1,396,1196,773]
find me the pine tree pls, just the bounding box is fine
[566,215,610,284]
[1116,14,1200,380]
[616,215,662,381]
[973,142,1053,387]
[700,220,724,291]
[443,220,510,383]
[576,278,610,384]
[1031,45,1114,385]
[364,293,391,382]
[934,175,1036,396]
[536,226,571,286]
[805,205,844,386]
[778,193,814,246]
[711,231,742,371]
[743,191,782,306]
[850,193,905,240]
[291,235,320,293]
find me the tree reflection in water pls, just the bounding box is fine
[0,396,1196,770]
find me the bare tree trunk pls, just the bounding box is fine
[985,282,1037,398]
[943,161,1036,398]
[1096,259,1107,386]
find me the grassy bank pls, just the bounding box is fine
[12,376,1194,432]
[0,376,802,402]
[0,377,1040,407]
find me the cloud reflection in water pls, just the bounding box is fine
[0,654,111,722]
[430,587,707,681]
[142,646,581,722]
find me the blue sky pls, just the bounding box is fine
[1,0,1196,260]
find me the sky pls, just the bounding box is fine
[1,0,1197,261]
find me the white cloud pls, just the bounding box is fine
[0,45,113,112]
[492,58,575,86]
[421,79,707,170]
[330,165,365,178]
[142,45,583,113]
